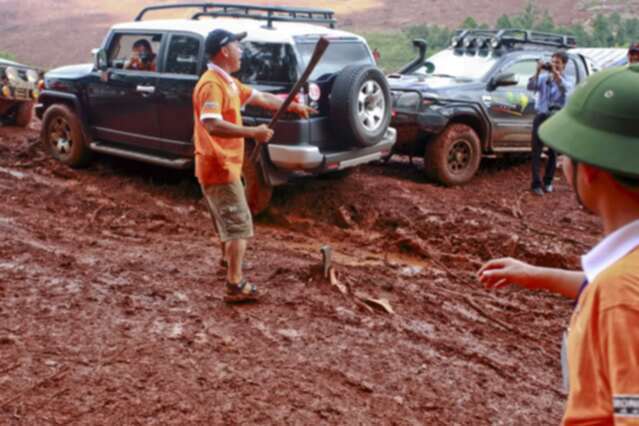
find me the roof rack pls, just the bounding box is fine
[134,3,336,29]
[451,28,577,50]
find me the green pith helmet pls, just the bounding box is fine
[539,64,639,177]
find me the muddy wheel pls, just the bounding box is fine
[242,142,273,216]
[14,102,33,127]
[41,104,92,167]
[424,123,481,185]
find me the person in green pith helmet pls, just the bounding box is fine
[479,64,639,424]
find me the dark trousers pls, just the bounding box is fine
[531,112,557,189]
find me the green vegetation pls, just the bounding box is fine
[0,51,16,61]
[361,1,639,72]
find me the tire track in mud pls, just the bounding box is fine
[0,126,597,424]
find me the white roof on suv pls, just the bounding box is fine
[112,18,365,44]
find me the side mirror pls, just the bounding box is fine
[488,72,517,91]
[92,48,109,72]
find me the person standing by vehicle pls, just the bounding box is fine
[628,41,639,64]
[527,51,574,196]
[480,65,639,424]
[193,29,314,303]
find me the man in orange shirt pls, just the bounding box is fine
[479,65,639,424]
[194,29,314,303]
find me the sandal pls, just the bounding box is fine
[224,279,259,303]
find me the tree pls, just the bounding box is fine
[496,15,513,29]
[512,1,539,30]
[534,11,555,33]
[461,17,478,29]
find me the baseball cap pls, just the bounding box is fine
[205,29,247,56]
[629,41,639,54]
[539,64,639,177]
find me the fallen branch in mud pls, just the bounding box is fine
[520,223,589,249]
[322,246,394,315]
[0,366,69,410]
[13,156,49,168]
[462,296,519,334]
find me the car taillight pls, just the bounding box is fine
[308,83,321,102]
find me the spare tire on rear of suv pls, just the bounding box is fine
[330,64,391,147]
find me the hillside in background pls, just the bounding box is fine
[1,0,637,68]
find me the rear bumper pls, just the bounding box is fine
[268,127,396,172]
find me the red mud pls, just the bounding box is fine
[0,122,599,424]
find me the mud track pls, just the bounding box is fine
[0,123,599,424]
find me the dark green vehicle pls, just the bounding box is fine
[389,29,592,185]
[0,58,41,127]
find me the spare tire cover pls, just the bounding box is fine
[329,64,391,147]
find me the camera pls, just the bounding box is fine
[540,62,553,71]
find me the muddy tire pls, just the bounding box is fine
[41,104,92,168]
[424,123,481,186]
[14,102,33,127]
[330,65,391,147]
[242,142,273,216]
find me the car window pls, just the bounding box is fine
[296,41,373,80]
[413,49,498,80]
[108,33,162,71]
[165,34,201,75]
[501,59,538,88]
[564,58,577,82]
[235,42,298,84]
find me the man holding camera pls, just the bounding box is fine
[527,51,574,196]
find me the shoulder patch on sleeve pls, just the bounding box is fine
[614,395,639,418]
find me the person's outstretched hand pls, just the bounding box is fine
[478,257,539,290]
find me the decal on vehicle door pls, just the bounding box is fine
[487,91,530,116]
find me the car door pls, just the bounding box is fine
[155,32,203,157]
[484,57,539,150]
[86,32,164,148]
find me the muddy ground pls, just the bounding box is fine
[0,122,600,424]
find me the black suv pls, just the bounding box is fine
[35,3,396,213]
[389,29,590,185]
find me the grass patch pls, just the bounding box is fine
[0,51,16,61]
[357,30,414,73]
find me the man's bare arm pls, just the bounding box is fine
[248,91,316,118]
[203,119,273,143]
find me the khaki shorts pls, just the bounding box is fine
[202,180,254,242]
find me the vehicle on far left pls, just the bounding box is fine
[0,58,41,127]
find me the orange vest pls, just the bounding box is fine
[563,248,639,425]
[192,67,253,186]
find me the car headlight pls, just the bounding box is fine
[26,69,39,83]
[5,66,19,81]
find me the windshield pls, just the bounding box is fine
[236,42,299,84]
[296,41,373,80]
[411,49,499,80]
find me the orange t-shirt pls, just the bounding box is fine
[192,67,253,186]
[563,248,639,425]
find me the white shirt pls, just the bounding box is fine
[582,219,639,283]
